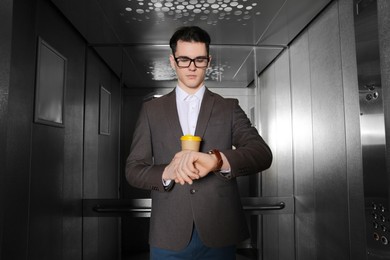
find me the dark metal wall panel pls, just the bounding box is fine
[308,2,350,259]
[98,73,120,198]
[2,0,37,258]
[62,47,85,260]
[27,0,87,259]
[3,0,87,259]
[120,88,153,200]
[262,216,279,260]
[83,49,100,259]
[84,50,100,199]
[260,65,277,196]
[260,0,367,259]
[338,0,367,258]
[83,48,120,260]
[273,51,293,197]
[84,48,121,200]
[260,50,295,260]
[278,214,295,259]
[260,49,293,194]
[29,125,64,260]
[0,0,13,256]
[259,59,277,260]
[290,30,316,260]
[120,89,155,257]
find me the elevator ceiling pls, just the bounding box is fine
[51,0,333,88]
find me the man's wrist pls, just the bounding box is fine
[207,149,223,171]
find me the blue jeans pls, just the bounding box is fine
[150,228,236,260]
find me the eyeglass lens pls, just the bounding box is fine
[175,57,209,68]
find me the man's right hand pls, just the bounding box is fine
[162,151,200,185]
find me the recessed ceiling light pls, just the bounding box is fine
[122,0,261,25]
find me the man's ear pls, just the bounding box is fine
[169,54,176,69]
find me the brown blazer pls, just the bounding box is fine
[125,88,272,251]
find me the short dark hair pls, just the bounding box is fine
[169,26,211,56]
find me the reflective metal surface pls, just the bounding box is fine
[355,0,389,257]
[83,197,294,218]
[51,0,333,89]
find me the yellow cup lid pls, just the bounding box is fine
[180,135,202,141]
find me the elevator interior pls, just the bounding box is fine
[2,0,389,259]
[51,0,332,258]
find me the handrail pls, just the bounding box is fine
[243,202,285,211]
[93,205,151,213]
[93,202,285,213]
[84,197,294,217]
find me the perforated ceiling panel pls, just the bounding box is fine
[51,0,333,88]
[121,0,260,26]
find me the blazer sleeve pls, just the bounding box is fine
[221,99,272,178]
[125,102,166,192]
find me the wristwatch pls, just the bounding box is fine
[163,179,175,191]
[208,149,232,179]
[207,149,223,171]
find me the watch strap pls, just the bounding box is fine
[207,149,223,171]
[163,180,175,191]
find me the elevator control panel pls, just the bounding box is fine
[366,198,390,258]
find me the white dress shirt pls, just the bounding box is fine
[175,85,205,135]
[176,86,231,176]
[163,85,230,186]
[162,86,205,187]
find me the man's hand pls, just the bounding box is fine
[184,151,219,178]
[162,150,221,185]
[162,151,200,185]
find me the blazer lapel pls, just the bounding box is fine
[195,88,215,138]
[165,90,184,139]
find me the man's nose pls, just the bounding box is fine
[188,60,197,70]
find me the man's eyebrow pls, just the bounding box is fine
[176,56,208,58]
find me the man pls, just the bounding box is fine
[126,26,272,259]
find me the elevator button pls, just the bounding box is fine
[381,225,387,232]
[373,221,379,229]
[190,189,197,194]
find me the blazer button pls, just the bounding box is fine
[190,189,197,194]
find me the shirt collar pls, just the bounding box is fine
[176,85,206,102]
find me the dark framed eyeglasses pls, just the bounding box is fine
[174,56,210,68]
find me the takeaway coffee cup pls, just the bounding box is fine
[180,135,202,152]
